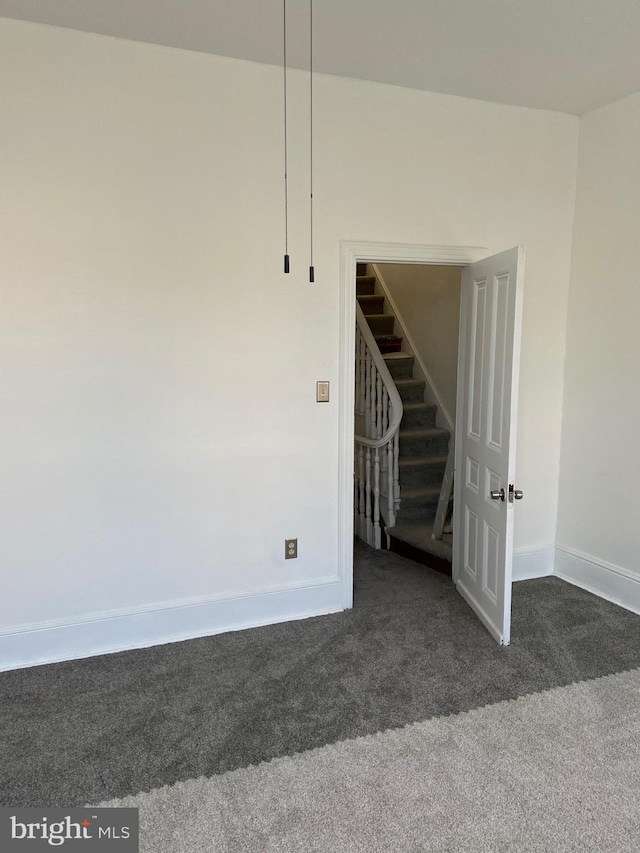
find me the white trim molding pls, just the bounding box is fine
[555,544,640,616]
[338,241,488,608]
[342,241,487,267]
[0,578,342,672]
[512,546,554,581]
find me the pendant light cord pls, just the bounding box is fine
[309,0,315,282]
[283,0,290,273]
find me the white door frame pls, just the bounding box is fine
[338,241,488,608]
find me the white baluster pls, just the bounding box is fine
[361,332,367,418]
[358,443,365,540]
[382,387,389,436]
[354,330,360,411]
[371,363,377,438]
[364,349,372,438]
[381,388,389,488]
[355,442,360,542]
[376,372,383,440]
[353,326,362,432]
[433,442,454,540]
[387,439,395,531]
[356,330,360,402]
[365,446,372,545]
[393,432,401,511]
[368,353,375,438]
[373,446,381,549]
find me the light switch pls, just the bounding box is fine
[316,381,330,402]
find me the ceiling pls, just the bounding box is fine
[2,0,640,114]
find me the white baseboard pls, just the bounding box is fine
[554,545,640,616]
[512,546,554,581]
[0,578,343,673]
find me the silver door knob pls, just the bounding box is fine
[490,488,505,501]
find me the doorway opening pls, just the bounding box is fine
[339,241,525,646]
[355,260,462,574]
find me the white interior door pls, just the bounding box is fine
[453,247,525,645]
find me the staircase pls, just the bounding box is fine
[356,264,453,570]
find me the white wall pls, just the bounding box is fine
[376,264,461,422]
[556,91,640,613]
[0,19,578,668]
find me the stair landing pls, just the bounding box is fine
[386,522,453,576]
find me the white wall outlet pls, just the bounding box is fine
[285,538,298,559]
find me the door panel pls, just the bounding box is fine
[453,247,524,645]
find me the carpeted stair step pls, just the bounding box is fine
[399,455,448,489]
[357,294,385,315]
[399,426,449,455]
[395,485,441,522]
[356,275,375,296]
[386,521,453,562]
[400,403,439,430]
[366,314,395,336]
[383,352,415,380]
[395,378,426,403]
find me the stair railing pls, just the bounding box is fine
[432,444,454,540]
[354,303,403,549]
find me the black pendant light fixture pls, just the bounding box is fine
[282,0,316,282]
[283,0,290,274]
[308,0,315,283]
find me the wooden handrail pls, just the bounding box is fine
[354,303,403,447]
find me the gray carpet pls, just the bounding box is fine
[3,542,640,813]
[99,667,640,852]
